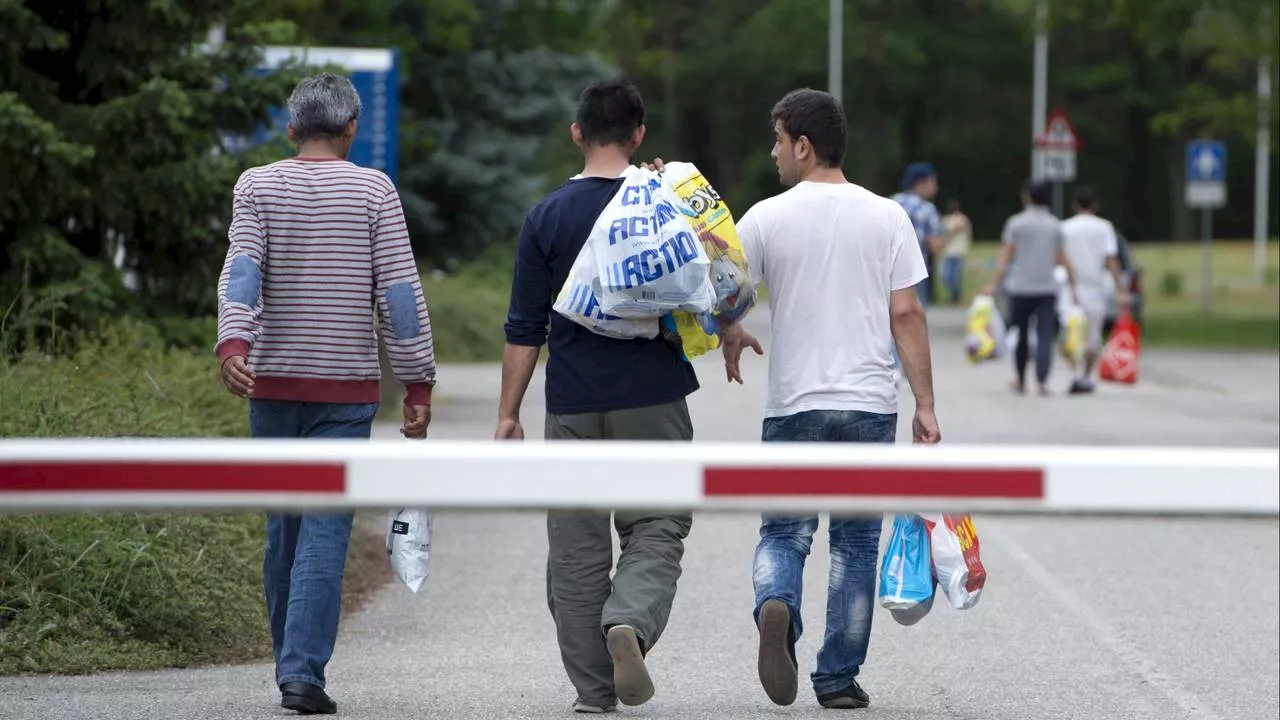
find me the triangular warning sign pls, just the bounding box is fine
[1034,108,1082,150]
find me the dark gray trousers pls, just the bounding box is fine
[544,398,695,706]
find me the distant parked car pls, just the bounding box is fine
[994,231,1144,340]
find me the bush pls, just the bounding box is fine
[0,320,386,675]
[1158,270,1184,297]
[0,319,246,438]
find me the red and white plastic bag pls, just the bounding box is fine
[919,513,986,610]
[1099,310,1140,384]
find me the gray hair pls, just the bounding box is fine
[287,73,362,142]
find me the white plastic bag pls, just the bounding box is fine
[590,167,716,318]
[919,513,986,610]
[552,232,660,340]
[386,508,433,594]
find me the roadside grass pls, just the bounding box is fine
[0,320,388,675]
[959,239,1279,350]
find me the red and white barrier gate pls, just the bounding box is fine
[0,439,1276,516]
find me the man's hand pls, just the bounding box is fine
[721,324,764,384]
[494,417,525,440]
[402,404,430,440]
[912,406,941,444]
[1116,288,1132,308]
[220,355,255,398]
[979,281,996,297]
[640,157,666,173]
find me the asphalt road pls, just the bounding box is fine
[1,308,1276,720]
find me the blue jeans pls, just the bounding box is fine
[941,255,964,304]
[753,409,894,696]
[249,399,379,690]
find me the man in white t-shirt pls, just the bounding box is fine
[715,88,941,711]
[1060,186,1129,393]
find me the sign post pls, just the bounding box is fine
[1032,108,1081,217]
[1185,139,1227,313]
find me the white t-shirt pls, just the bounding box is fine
[1060,213,1119,292]
[737,181,929,418]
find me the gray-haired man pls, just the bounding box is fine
[216,73,436,714]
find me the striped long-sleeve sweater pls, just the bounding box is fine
[215,156,436,407]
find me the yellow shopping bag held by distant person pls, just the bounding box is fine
[1059,304,1087,366]
[964,294,1005,363]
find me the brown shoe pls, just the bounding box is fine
[757,599,798,706]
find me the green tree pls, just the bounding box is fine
[260,0,617,266]
[0,0,306,346]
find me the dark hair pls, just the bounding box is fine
[771,88,847,168]
[1073,186,1099,210]
[1024,180,1052,206]
[575,79,645,146]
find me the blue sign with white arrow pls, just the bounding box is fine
[1185,139,1227,209]
[1186,140,1226,183]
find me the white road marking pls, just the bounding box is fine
[984,522,1224,720]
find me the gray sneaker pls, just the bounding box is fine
[572,699,617,714]
[606,624,654,706]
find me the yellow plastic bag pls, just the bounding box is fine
[1060,305,1087,365]
[964,295,1005,364]
[657,162,757,360]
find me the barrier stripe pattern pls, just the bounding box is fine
[0,439,1276,516]
[0,462,345,494]
[703,467,1045,499]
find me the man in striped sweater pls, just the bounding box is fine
[214,73,436,715]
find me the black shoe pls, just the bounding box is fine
[817,679,870,709]
[757,599,798,706]
[1068,379,1095,395]
[280,681,337,715]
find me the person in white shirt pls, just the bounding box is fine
[713,88,941,711]
[1059,186,1129,393]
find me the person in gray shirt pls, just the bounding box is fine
[982,181,1078,396]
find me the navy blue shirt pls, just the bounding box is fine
[504,176,700,416]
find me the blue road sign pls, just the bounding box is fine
[250,47,400,183]
[1186,140,1226,184]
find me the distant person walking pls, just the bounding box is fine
[891,162,948,307]
[215,73,437,715]
[982,180,1078,396]
[715,88,941,711]
[941,199,972,305]
[1060,186,1129,393]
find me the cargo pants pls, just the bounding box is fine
[543,397,694,708]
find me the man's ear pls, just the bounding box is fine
[344,119,357,140]
[570,122,584,147]
[286,125,297,144]
[794,135,811,161]
[632,123,646,149]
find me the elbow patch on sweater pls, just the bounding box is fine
[386,282,422,339]
[227,255,261,307]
